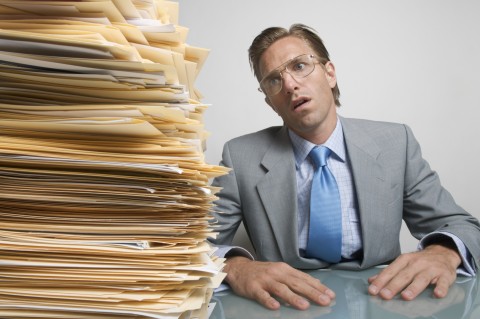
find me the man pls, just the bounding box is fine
[209,24,480,311]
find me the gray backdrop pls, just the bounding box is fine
[176,0,480,253]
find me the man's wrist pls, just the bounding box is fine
[224,256,252,285]
[425,243,462,269]
[419,232,475,274]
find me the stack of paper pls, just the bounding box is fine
[0,1,227,318]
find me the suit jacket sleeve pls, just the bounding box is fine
[401,124,480,269]
[209,141,243,246]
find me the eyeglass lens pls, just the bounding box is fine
[260,55,315,96]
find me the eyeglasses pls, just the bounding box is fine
[258,54,318,96]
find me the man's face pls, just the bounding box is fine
[259,36,338,143]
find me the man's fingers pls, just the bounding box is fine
[402,271,455,300]
[269,265,335,307]
[399,274,433,300]
[290,283,334,307]
[433,275,455,298]
[371,260,434,300]
[368,256,410,296]
[254,288,281,310]
[267,272,334,308]
[225,259,334,310]
[289,274,336,306]
[369,246,460,301]
[267,281,310,310]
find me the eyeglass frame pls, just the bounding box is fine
[257,54,322,96]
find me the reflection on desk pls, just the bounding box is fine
[210,267,479,319]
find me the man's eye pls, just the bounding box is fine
[292,62,306,72]
[267,76,281,87]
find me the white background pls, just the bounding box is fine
[176,0,480,253]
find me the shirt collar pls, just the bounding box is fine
[288,117,346,168]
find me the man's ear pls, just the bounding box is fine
[324,61,337,89]
[265,96,278,114]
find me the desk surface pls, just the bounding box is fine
[210,267,479,319]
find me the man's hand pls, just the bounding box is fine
[368,244,462,301]
[223,256,335,310]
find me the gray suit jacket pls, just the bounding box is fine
[210,117,480,270]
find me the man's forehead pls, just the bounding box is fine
[259,37,312,76]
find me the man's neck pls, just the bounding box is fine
[293,117,338,145]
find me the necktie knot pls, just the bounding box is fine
[310,146,331,168]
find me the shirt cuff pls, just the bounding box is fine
[418,231,476,276]
[213,244,255,260]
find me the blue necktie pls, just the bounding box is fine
[305,146,342,263]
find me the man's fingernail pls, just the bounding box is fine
[269,300,280,309]
[319,294,330,304]
[325,289,335,298]
[403,290,414,299]
[381,288,392,299]
[298,298,309,307]
[435,288,445,298]
[369,285,378,294]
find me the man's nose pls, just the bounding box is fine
[281,71,299,93]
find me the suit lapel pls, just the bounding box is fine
[341,118,390,268]
[256,127,300,263]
